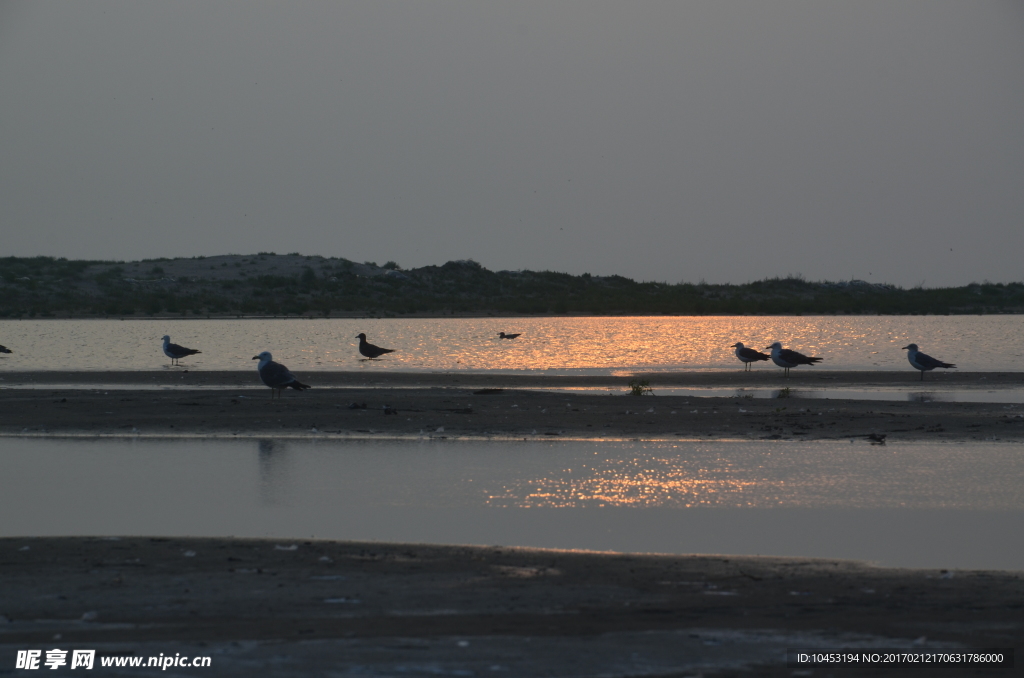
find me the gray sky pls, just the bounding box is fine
[2,1,1022,287]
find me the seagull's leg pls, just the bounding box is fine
[921,371,924,382]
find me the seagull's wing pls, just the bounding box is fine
[738,347,768,361]
[916,351,954,369]
[779,349,821,365]
[260,360,297,388]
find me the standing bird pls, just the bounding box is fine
[0,344,11,354]
[356,333,394,360]
[252,351,311,398]
[766,341,823,376]
[498,332,521,340]
[730,342,769,371]
[902,343,955,380]
[161,335,201,366]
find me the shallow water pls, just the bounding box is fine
[540,386,1024,404]
[3,437,1022,569]
[0,315,1020,373]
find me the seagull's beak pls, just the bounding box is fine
[251,356,259,360]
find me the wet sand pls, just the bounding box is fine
[2,371,1022,675]
[1,370,1023,442]
[1,537,1021,677]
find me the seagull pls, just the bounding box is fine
[0,344,11,354]
[356,333,394,360]
[251,351,311,398]
[766,341,823,376]
[498,332,521,340]
[161,335,201,366]
[730,342,769,371]
[902,343,955,380]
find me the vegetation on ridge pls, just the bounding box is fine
[1,254,1023,318]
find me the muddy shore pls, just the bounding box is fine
[2,370,1022,442]
[2,371,1022,675]
[1,537,1021,677]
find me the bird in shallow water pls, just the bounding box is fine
[902,343,955,380]
[730,342,769,371]
[356,333,394,360]
[0,344,11,354]
[766,342,823,376]
[161,335,201,366]
[498,332,521,340]
[252,351,311,398]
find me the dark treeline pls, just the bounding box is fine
[2,254,1023,318]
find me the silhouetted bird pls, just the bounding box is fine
[766,342,823,376]
[902,343,955,380]
[498,332,521,340]
[731,342,769,371]
[0,344,11,354]
[252,351,311,398]
[161,335,201,366]
[356,333,394,359]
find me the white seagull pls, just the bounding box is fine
[161,335,201,366]
[252,351,311,398]
[902,343,955,380]
[730,342,770,371]
[766,342,823,377]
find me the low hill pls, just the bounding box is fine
[2,254,1023,318]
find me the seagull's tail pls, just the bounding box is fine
[804,356,823,365]
[288,381,312,391]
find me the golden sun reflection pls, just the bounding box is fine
[486,454,785,509]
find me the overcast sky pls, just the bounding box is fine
[1,1,1022,287]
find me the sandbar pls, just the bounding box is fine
[2,370,1023,442]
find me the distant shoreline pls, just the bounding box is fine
[6,311,1024,320]
[4,254,1024,318]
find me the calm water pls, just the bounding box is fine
[3,437,1022,569]
[0,315,1021,374]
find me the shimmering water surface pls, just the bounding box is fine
[0,315,1021,373]
[3,437,1022,569]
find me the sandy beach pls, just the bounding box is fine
[2,370,1023,442]
[2,371,1022,675]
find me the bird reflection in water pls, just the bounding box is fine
[257,439,293,506]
